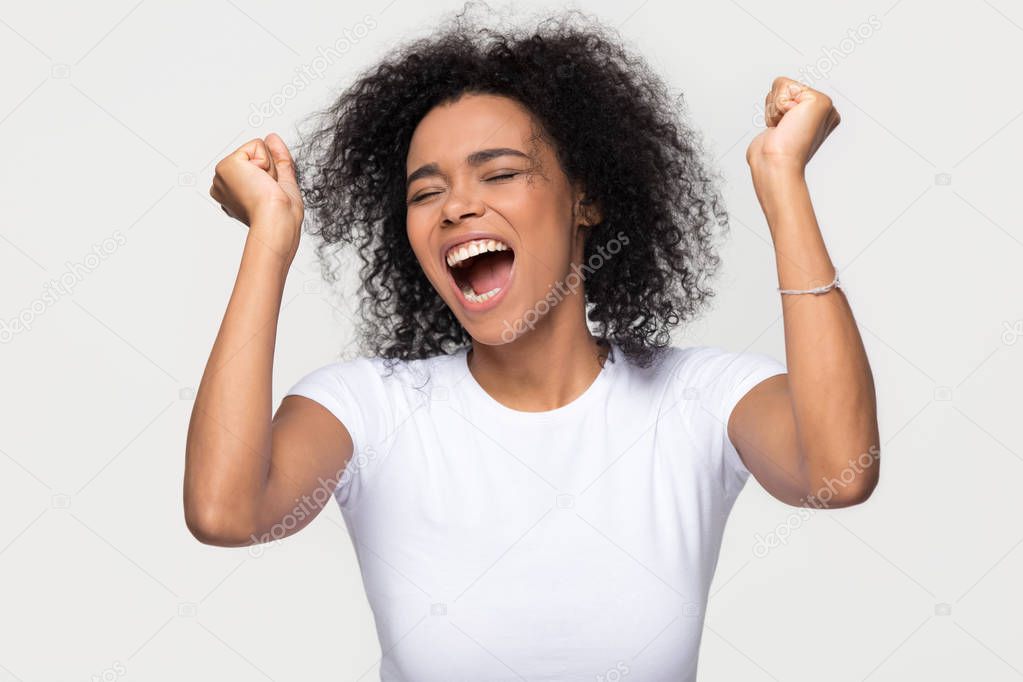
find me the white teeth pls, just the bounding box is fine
[446,238,510,268]
[447,238,511,303]
[460,283,502,303]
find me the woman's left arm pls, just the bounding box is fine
[729,76,880,509]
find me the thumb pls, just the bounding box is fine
[264,133,299,194]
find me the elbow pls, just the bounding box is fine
[804,444,880,509]
[184,501,256,547]
[815,480,876,508]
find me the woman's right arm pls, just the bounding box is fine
[183,134,354,547]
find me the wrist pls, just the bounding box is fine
[749,155,805,184]
[250,209,300,251]
[750,161,810,221]
[242,229,295,282]
[250,199,299,226]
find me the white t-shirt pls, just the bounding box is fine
[285,342,786,681]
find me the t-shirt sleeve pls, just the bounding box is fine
[283,356,392,500]
[675,346,788,491]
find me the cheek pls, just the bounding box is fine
[406,220,430,263]
[406,220,449,291]
[520,215,573,274]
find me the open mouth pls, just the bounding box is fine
[445,238,515,305]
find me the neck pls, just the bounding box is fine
[466,291,610,412]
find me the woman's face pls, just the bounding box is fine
[405,92,598,346]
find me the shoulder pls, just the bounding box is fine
[286,349,464,411]
[284,350,462,454]
[288,354,388,394]
[660,344,787,418]
[292,349,458,383]
[671,344,785,379]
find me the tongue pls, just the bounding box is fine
[465,251,513,295]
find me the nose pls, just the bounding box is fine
[441,185,484,225]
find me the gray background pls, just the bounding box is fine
[2,0,1022,679]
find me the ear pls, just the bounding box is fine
[574,188,603,227]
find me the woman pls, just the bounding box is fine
[186,6,878,680]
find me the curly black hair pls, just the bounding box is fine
[295,2,731,369]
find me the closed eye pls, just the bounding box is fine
[410,173,520,203]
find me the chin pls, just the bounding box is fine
[451,297,535,347]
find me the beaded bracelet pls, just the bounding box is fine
[778,269,842,295]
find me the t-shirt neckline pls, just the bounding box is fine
[457,342,619,422]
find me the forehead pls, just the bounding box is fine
[406,93,540,169]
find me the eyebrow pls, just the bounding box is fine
[406,147,531,189]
